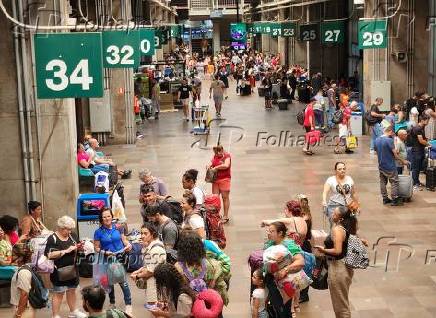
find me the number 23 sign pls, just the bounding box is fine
[34,33,103,99]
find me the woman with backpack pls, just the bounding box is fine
[93,208,133,316]
[131,223,166,309]
[181,191,206,239]
[44,216,87,318]
[149,263,196,317]
[313,206,367,318]
[175,231,229,307]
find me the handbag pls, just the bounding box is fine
[344,233,369,269]
[346,135,358,149]
[310,256,328,290]
[305,130,321,146]
[57,264,78,282]
[135,277,147,289]
[205,167,217,183]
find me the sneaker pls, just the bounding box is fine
[217,112,221,118]
[413,185,423,192]
[154,112,159,120]
[391,198,404,206]
[383,198,392,205]
[108,304,116,310]
[125,305,133,316]
[69,309,87,318]
[345,149,354,154]
[186,118,189,122]
[369,149,375,155]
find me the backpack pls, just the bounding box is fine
[200,195,226,249]
[163,197,184,225]
[181,259,208,293]
[364,110,379,125]
[17,265,49,309]
[344,234,369,269]
[332,109,344,124]
[296,109,305,125]
[301,250,316,278]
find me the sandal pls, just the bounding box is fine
[222,217,230,224]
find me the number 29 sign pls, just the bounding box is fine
[34,33,103,99]
[358,20,387,49]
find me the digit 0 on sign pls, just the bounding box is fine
[139,28,155,56]
[34,33,103,99]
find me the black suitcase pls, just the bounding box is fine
[426,166,436,191]
[258,87,265,97]
[277,99,289,110]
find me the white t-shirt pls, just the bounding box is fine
[192,186,205,205]
[143,240,167,303]
[10,268,32,306]
[251,288,266,312]
[185,214,204,230]
[325,175,354,205]
[85,148,96,165]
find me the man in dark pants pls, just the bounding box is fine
[410,114,430,191]
[289,70,297,100]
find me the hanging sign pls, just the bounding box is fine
[281,22,296,37]
[299,23,319,41]
[270,23,282,37]
[34,33,103,99]
[358,20,388,49]
[170,25,182,38]
[321,21,345,44]
[154,29,162,49]
[230,23,247,49]
[139,29,155,57]
[261,23,272,34]
[102,30,140,68]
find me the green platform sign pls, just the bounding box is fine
[358,20,387,49]
[253,23,263,34]
[270,23,282,37]
[170,25,182,38]
[139,29,155,57]
[159,27,170,45]
[34,33,103,99]
[261,23,272,34]
[299,23,319,41]
[281,22,296,37]
[155,29,162,49]
[321,21,345,44]
[102,31,140,68]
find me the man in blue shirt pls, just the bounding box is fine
[375,125,408,206]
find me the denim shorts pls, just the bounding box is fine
[52,283,79,293]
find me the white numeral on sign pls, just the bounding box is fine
[283,28,294,36]
[70,59,93,89]
[141,39,151,54]
[302,30,316,41]
[325,30,340,42]
[45,59,93,91]
[46,59,68,91]
[362,31,384,46]
[106,45,134,65]
[155,36,160,47]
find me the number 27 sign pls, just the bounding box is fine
[34,33,103,99]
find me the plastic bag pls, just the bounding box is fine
[107,261,126,285]
[112,189,126,222]
[276,270,313,297]
[263,245,292,274]
[93,261,110,292]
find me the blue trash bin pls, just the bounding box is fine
[76,193,110,240]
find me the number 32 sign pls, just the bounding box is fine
[102,31,140,68]
[34,33,103,99]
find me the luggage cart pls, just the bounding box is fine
[192,104,210,135]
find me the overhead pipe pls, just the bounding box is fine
[12,0,31,205]
[360,0,402,21]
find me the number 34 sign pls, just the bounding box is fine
[34,33,103,99]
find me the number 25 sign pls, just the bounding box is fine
[34,33,103,99]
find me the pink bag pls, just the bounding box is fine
[305,130,321,145]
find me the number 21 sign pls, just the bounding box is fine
[34,33,103,99]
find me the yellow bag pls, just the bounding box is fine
[346,135,358,149]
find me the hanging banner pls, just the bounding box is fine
[139,29,155,57]
[230,23,247,49]
[321,21,346,44]
[34,33,103,99]
[102,30,140,68]
[358,20,388,49]
[261,23,272,34]
[253,22,263,34]
[280,22,296,37]
[159,27,170,45]
[299,23,319,41]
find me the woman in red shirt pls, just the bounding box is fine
[209,145,231,223]
[334,101,354,154]
[303,101,315,155]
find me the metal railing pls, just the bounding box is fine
[189,0,237,10]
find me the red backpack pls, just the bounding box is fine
[201,195,227,249]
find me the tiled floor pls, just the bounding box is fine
[4,79,436,317]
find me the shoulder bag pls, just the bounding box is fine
[56,235,78,282]
[205,167,217,183]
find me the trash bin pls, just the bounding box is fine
[278,99,289,111]
[77,193,110,240]
[350,112,363,136]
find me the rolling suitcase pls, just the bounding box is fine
[277,99,289,110]
[398,173,413,201]
[426,166,436,191]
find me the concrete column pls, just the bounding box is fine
[277,9,286,65]
[0,1,27,216]
[213,21,221,54]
